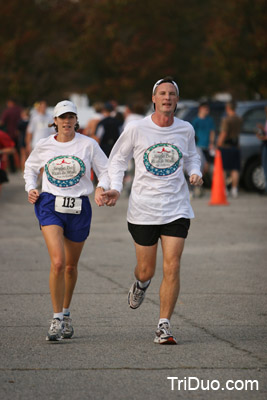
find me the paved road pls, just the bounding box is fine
[1,173,267,399]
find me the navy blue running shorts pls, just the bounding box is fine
[34,192,92,242]
[128,218,190,246]
[219,147,241,171]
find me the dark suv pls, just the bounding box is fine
[176,100,267,191]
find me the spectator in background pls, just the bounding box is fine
[0,130,15,195]
[95,102,121,156]
[192,102,216,197]
[256,106,267,195]
[17,108,30,171]
[109,99,124,127]
[0,99,22,172]
[192,102,216,175]
[217,100,242,198]
[123,101,146,128]
[26,101,54,153]
[84,102,104,137]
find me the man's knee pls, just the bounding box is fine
[135,263,155,282]
[163,260,180,281]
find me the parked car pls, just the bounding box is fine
[176,100,267,192]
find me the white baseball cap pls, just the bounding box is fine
[53,100,77,117]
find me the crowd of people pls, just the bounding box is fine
[0,99,54,177]
[1,95,266,199]
[0,80,266,344]
[192,100,243,198]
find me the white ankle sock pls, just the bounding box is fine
[158,318,170,328]
[137,280,150,289]
[53,312,63,321]
[63,308,70,316]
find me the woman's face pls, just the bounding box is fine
[55,112,77,134]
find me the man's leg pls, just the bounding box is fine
[230,169,239,198]
[153,236,185,344]
[160,235,185,320]
[134,242,158,282]
[231,169,239,189]
[128,242,158,309]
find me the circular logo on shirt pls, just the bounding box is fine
[143,143,182,176]
[45,156,86,187]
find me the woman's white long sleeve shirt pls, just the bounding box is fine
[24,132,109,196]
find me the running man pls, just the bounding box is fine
[102,77,203,344]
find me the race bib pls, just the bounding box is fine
[55,196,82,214]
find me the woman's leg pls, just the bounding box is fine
[63,237,85,309]
[41,225,66,313]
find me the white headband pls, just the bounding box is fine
[152,79,179,96]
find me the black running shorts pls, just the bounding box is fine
[128,218,190,246]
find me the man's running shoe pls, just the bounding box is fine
[154,322,177,345]
[46,318,64,341]
[62,315,74,339]
[128,280,150,309]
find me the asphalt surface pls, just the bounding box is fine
[1,173,267,400]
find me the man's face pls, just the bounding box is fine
[199,105,209,117]
[39,101,47,114]
[152,82,178,115]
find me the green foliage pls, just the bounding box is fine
[0,0,266,106]
[205,0,267,98]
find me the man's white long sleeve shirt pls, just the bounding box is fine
[108,115,202,224]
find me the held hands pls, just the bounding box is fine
[95,189,120,207]
[103,189,120,206]
[28,189,39,204]
[96,176,203,207]
[189,174,203,186]
[95,187,107,207]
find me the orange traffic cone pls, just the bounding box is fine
[209,149,229,205]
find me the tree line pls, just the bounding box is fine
[0,0,266,107]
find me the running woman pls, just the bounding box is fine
[102,77,203,344]
[24,100,109,341]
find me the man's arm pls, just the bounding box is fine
[100,189,120,206]
[217,130,227,147]
[209,130,216,149]
[217,118,227,147]
[183,125,202,178]
[0,147,15,155]
[108,128,134,194]
[189,174,203,186]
